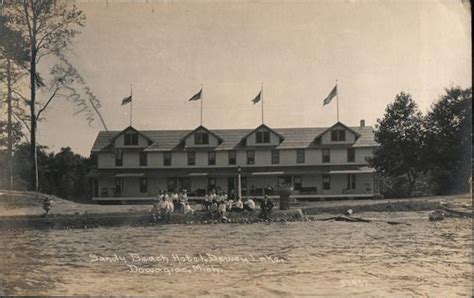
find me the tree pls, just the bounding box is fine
[369,92,425,197]
[0,14,29,189]
[424,87,472,194]
[4,0,85,191]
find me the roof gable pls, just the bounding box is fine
[316,122,362,139]
[94,126,153,152]
[112,126,153,143]
[241,124,285,144]
[179,125,223,143]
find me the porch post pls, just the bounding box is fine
[237,166,242,200]
[372,172,375,195]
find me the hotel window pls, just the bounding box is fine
[271,150,280,164]
[256,131,270,144]
[208,177,216,191]
[163,152,172,166]
[195,132,209,145]
[228,151,236,165]
[124,133,139,145]
[247,150,255,165]
[347,174,356,190]
[115,150,123,167]
[208,151,216,165]
[331,129,346,142]
[296,149,305,164]
[294,176,302,190]
[322,174,331,190]
[347,148,355,163]
[139,177,148,193]
[139,151,147,166]
[187,151,195,166]
[322,148,330,163]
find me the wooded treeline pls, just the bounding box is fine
[370,87,472,197]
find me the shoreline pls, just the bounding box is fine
[0,191,470,230]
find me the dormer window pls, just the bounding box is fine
[124,133,139,145]
[331,129,345,142]
[195,132,209,145]
[256,131,270,144]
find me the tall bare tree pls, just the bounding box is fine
[0,14,29,189]
[4,0,85,190]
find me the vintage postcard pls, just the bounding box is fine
[0,0,472,296]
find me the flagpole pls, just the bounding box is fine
[336,79,339,122]
[130,84,133,126]
[200,84,203,126]
[261,82,264,124]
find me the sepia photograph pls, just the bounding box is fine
[0,0,472,296]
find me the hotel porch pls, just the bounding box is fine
[88,165,379,202]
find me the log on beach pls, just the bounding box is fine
[319,215,411,226]
[438,205,473,218]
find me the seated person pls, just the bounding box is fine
[159,195,174,215]
[151,200,160,221]
[231,197,244,212]
[226,198,234,211]
[183,202,194,215]
[171,190,179,211]
[209,200,218,215]
[217,201,227,218]
[202,192,212,212]
[260,195,274,219]
[243,198,256,212]
[228,189,236,200]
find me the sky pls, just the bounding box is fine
[34,0,471,156]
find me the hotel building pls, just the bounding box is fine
[89,120,380,201]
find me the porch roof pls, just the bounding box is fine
[88,165,373,178]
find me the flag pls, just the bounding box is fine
[323,85,337,105]
[251,91,262,104]
[188,89,202,101]
[121,95,132,105]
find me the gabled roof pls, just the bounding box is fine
[112,126,154,143]
[240,123,285,143]
[317,121,362,139]
[91,124,377,153]
[179,125,223,144]
[92,126,153,152]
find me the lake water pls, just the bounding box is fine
[0,211,472,296]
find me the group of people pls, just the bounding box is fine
[151,189,194,221]
[201,190,256,219]
[200,190,275,220]
[151,188,274,222]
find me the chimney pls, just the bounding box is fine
[360,119,365,128]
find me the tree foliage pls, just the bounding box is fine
[424,87,472,194]
[12,143,93,200]
[370,92,425,196]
